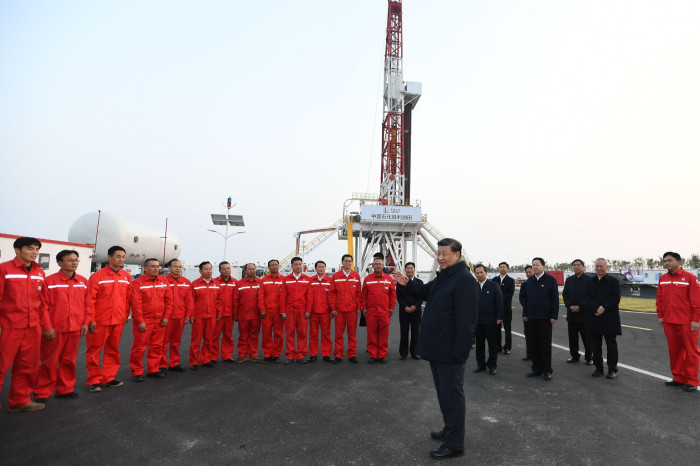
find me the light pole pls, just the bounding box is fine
[210,196,245,262]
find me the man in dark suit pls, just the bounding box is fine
[562,259,593,364]
[584,258,622,379]
[474,264,504,375]
[522,265,534,361]
[519,257,559,380]
[493,261,515,354]
[396,262,423,360]
[392,238,478,460]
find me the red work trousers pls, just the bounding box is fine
[35,330,81,398]
[213,315,235,361]
[0,326,41,410]
[309,313,332,357]
[129,321,166,375]
[366,313,391,359]
[334,310,358,359]
[237,319,261,358]
[285,312,308,360]
[190,317,216,366]
[262,312,284,358]
[664,323,700,387]
[86,323,125,386]
[160,318,185,369]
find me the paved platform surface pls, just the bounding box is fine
[1,292,699,465]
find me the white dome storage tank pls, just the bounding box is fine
[68,211,182,265]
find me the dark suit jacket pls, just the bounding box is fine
[584,274,622,336]
[492,275,515,310]
[562,273,591,323]
[405,260,478,363]
[519,273,560,320]
[396,277,424,314]
[478,280,504,324]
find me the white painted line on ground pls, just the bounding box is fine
[509,330,671,381]
[621,324,652,331]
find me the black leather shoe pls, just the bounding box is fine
[473,366,486,373]
[297,358,308,364]
[349,357,359,364]
[33,398,48,403]
[132,375,145,383]
[284,359,294,365]
[106,379,123,387]
[543,373,552,381]
[169,365,185,372]
[606,371,617,379]
[585,359,594,365]
[368,358,377,364]
[411,355,421,360]
[379,357,387,364]
[55,392,78,399]
[522,356,532,361]
[503,349,511,355]
[567,357,580,363]
[309,356,317,362]
[430,430,445,441]
[592,370,604,377]
[273,357,282,363]
[665,380,682,386]
[489,369,497,375]
[526,371,542,377]
[684,385,697,392]
[190,364,199,371]
[400,355,407,360]
[147,371,166,379]
[333,358,342,364]
[202,362,215,368]
[223,358,236,363]
[323,356,332,363]
[429,446,463,459]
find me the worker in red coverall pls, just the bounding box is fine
[330,254,362,364]
[281,256,311,364]
[307,260,335,363]
[260,259,285,363]
[85,245,132,392]
[361,255,397,364]
[234,263,263,363]
[0,237,52,412]
[34,250,89,402]
[189,261,223,369]
[657,251,700,393]
[160,259,194,372]
[213,261,237,363]
[129,258,173,382]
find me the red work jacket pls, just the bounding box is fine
[330,270,361,312]
[0,257,50,329]
[45,271,89,332]
[260,273,283,315]
[165,274,194,319]
[236,276,262,321]
[214,276,237,318]
[87,266,132,325]
[131,274,174,324]
[280,273,311,314]
[191,278,223,318]
[656,268,700,324]
[361,273,397,316]
[308,274,335,314]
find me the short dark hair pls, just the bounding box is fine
[315,260,326,269]
[267,259,279,267]
[198,261,211,270]
[219,261,230,270]
[524,265,533,271]
[373,252,384,260]
[498,261,509,268]
[14,237,41,250]
[437,238,462,257]
[571,259,584,267]
[144,258,159,266]
[663,251,682,261]
[108,246,125,256]
[167,259,181,267]
[474,263,487,273]
[405,262,415,269]
[56,249,79,262]
[245,263,256,270]
[532,257,545,266]
[291,256,303,265]
[341,254,353,262]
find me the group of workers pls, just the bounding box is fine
[0,236,698,418]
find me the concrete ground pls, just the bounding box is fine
[1,292,699,465]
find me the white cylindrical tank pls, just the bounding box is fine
[68,211,182,265]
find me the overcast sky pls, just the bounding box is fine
[1,0,699,271]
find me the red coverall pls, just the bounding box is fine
[160,274,194,369]
[213,276,237,361]
[35,271,89,398]
[85,266,132,386]
[308,274,335,357]
[0,258,50,410]
[361,272,397,359]
[330,270,362,359]
[129,275,173,376]
[657,268,700,387]
[235,276,263,358]
[260,273,285,358]
[281,273,311,360]
[189,278,223,366]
